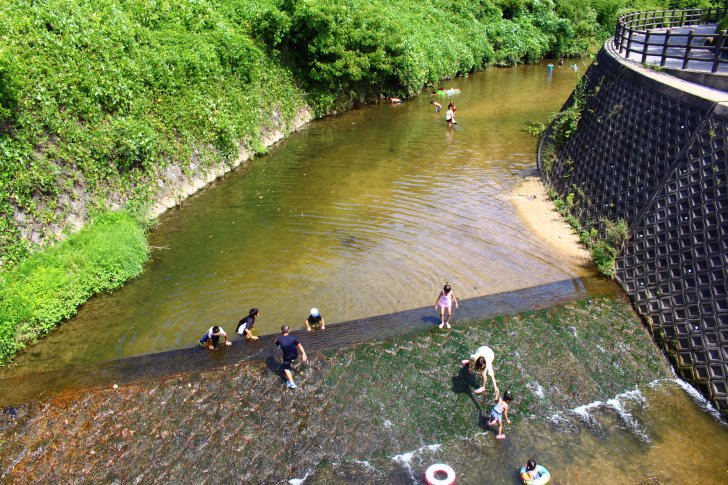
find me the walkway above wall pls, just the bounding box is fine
[612,7,728,91]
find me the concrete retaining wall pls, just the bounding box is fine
[542,43,728,415]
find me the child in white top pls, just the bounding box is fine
[461,345,498,394]
[199,325,232,350]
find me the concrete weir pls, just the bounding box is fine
[0,277,615,407]
[542,42,728,414]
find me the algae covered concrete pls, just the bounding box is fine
[0,297,670,483]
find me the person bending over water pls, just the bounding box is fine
[305,307,325,331]
[236,307,260,340]
[435,283,459,328]
[461,345,498,394]
[431,100,442,113]
[487,389,512,439]
[199,325,231,350]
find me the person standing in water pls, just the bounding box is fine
[305,308,325,331]
[487,389,512,439]
[431,100,442,113]
[275,325,307,389]
[461,345,498,394]
[236,308,260,340]
[435,283,459,328]
[199,325,232,350]
[445,105,456,125]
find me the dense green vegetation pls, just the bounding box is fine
[0,211,148,363]
[0,0,309,267]
[0,0,713,362]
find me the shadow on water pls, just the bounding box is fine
[421,316,442,326]
[264,355,286,384]
[451,365,483,414]
[0,276,619,406]
[452,364,498,435]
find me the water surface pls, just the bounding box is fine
[4,61,591,374]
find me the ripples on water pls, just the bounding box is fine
[304,379,728,484]
[5,62,591,373]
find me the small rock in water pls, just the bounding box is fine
[112,384,119,390]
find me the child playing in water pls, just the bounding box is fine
[199,325,232,350]
[305,307,325,331]
[487,389,512,439]
[236,308,260,340]
[435,283,459,328]
[445,107,455,125]
[461,345,498,394]
[520,460,543,484]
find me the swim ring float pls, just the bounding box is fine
[436,88,461,96]
[520,464,550,485]
[425,463,456,485]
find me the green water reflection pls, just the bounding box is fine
[4,61,594,374]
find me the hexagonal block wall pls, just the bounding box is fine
[542,47,728,415]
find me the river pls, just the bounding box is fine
[1,60,726,484]
[3,60,594,374]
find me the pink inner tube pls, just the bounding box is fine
[425,463,456,485]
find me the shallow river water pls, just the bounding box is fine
[1,60,727,484]
[4,61,595,374]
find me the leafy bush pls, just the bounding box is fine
[0,211,148,364]
[547,188,629,278]
[717,14,728,33]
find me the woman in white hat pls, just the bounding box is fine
[305,308,326,331]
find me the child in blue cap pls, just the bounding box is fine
[305,308,326,331]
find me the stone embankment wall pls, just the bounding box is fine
[14,108,313,249]
[542,43,728,415]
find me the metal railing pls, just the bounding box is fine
[613,7,728,73]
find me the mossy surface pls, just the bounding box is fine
[0,297,670,483]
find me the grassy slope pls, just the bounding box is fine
[0,211,148,361]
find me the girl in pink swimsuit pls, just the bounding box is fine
[434,283,459,329]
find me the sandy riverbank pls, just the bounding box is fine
[510,175,594,275]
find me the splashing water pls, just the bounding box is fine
[392,444,443,483]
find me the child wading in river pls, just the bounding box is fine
[435,283,459,328]
[487,389,512,439]
[461,345,498,394]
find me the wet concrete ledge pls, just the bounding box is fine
[0,277,618,406]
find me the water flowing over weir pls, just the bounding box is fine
[2,298,727,484]
[0,277,616,405]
